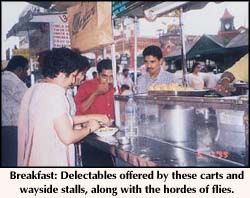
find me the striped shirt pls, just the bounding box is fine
[137,68,177,94]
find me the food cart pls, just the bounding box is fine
[25,2,248,167]
[82,2,249,167]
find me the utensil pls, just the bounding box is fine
[118,136,130,145]
[159,104,196,142]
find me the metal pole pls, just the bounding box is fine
[134,16,138,85]
[111,17,121,127]
[111,44,118,92]
[179,7,187,87]
[111,18,118,92]
[27,29,35,86]
[122,17,125,55]
[49,23,54,49]
[30,58,35,85]
[103,47,107,59]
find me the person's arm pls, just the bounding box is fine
[218,72,235,84]
[79,91,98,113]
[54,113,100,145]
[215,71,235,95]
[72,114,111,126]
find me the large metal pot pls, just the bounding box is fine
[160,105,196,142]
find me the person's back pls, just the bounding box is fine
[1,55,28,166]
[2,71,28,126]
[18,83,72,166]
[2,56,29,126]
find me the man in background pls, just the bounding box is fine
[118,68,134,93]
[137,45,177,93]
[1,55,29,166]
[216,53,248,96]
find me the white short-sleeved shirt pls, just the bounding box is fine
[186,73,205,90]
[118,76,134,89]
[18,83,74,166]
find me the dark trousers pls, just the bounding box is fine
[81,141,115,167]
[1,126,17,167]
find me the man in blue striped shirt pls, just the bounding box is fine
[137,45,177,94]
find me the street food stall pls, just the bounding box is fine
[81,2,248,167]
[25,1,248,167]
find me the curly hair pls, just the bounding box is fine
[143,45,163,60]
[41,48,81,78]
[77,55,90,72]
[71,48,90,73]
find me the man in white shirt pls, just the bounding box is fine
[119,68,134,92]
[2,56,29,166]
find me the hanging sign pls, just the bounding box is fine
[68,2,113,52]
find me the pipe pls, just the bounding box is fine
[179,7,188,87]
[134,16,138,85]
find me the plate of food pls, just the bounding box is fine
[94,127,119,137]
[148,83,209,97]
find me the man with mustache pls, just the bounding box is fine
[137,45,177,94]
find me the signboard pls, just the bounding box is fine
[51,15,71,48]
[120,54,128,65]
[112,1,129,16]
[30,14,71,48]
[68,2,113,52]
[29,23,50,56]
[112,2,139,17]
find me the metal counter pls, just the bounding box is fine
[82,130,245,167]
[110,94,248,166]
[115,94,248,111]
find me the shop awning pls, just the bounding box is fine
[27,1,81,11]
[28,1,216,18]
[6,11,66,38]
